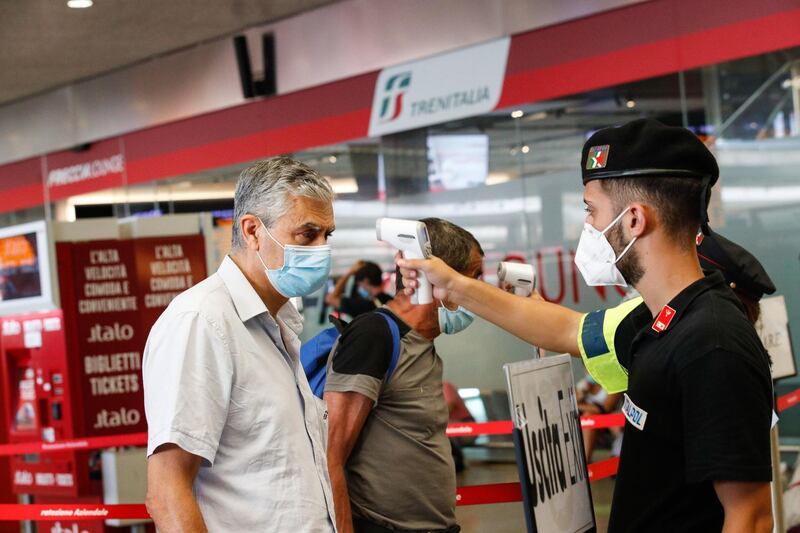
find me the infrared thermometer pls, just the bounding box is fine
[376,218,433,305]
[498,262,537,297]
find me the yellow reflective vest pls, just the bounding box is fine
[576,296,644,393]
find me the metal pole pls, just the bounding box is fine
[771,424,786,533]
[20,494,34,533]
[678,70,689,128]
[790,63,800,137]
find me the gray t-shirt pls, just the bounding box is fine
[324,309,456,531]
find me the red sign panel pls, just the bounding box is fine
[56,235,207,439]
[132,235,207,332]
[58,240,145,437]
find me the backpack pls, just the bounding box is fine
[300,309,402,398]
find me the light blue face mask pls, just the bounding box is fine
[256,221,332,298]
[357,286,372,300]
[438,301,475,335]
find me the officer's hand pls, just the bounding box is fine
[396,254,460,301]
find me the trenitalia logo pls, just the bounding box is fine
[368,38,509,137]
[378,72,411,123]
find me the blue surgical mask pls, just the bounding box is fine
[357,286,371,300]
[256,221,332,298]
[438,301,475,335]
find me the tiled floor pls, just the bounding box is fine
[455,459,614,532]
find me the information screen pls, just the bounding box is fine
[427,134,489,191]
[0,232,42,301]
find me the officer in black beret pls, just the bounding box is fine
[396,118,774,533]
[697,228,776,323]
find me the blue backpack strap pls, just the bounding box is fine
[374,309,401,382]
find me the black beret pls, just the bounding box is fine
[581,118,719,186]
[697,229,776,301]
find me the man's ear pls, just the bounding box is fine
[240,214,261,251]
[627,203,649,239]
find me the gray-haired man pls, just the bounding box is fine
[144,157,337,532]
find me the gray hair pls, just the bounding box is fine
[232,156,333,249]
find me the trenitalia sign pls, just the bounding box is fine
[46,154,125,188]
[368,37,510,137]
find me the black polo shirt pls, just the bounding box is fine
[609,272,773,533]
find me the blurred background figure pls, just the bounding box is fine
[576,375,622,462]
[326,260,393,318]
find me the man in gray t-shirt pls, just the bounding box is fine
[325,218,484,533]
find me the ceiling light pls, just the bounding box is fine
[511,110,524,119]
[521,145,530,154]
[626,98,636,109]
[67,0,93,8]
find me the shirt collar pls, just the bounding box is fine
[646,271,725,337]
[218,255,268,322]
[217,256,304,335]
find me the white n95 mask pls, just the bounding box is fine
[574,207,637,287]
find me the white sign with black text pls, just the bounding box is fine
[756,295,796,380]
[505,355,596,533]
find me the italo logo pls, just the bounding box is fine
[94,407,141,429]
[378,72,411,123]
[87,322,134,343]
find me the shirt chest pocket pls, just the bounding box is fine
[377,386,448,441]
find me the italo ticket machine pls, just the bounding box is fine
[0,221,96,500]
[0,310,91,498]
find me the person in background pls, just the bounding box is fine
[696,228,776,324]
[144,157,337,532]
[326,260,393,317]
[576,375,622,462]
[325,218,483,533]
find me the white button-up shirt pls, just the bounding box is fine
[144,255,335,532]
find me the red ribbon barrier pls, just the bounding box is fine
[580,413,625,429]
[0,432,148,457]
[456,482,522,506]
[0,504,150,521]
[446,421,513,437]
[588,456,620,482]
[778,388,800,413]
[446,414,625,438]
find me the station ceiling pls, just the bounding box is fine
[0,0,337,105]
